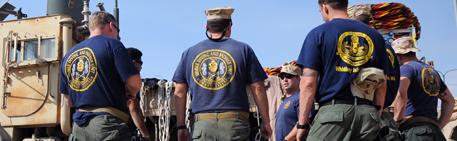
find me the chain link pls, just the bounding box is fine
[158,80,172,141]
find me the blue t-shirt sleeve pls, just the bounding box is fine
[59,58,68,94]
[440,78,448,93]
[400,65,414,81]
[172,50,188,83]
[113,44,139,82]
[246,47,267,84]
[297,32,322,71]
[377,41,389,75]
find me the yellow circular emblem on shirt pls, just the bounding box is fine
[422,68,440,96]
[284,101,291,109]
[336,32,374,66]
[64,47,98,92]
[192,49,236,90]
[386,48,395,68]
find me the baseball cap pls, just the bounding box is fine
[278,63,302,77]
[392,37,422,54]
[205,7,234,20]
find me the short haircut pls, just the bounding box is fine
[403,52,416,58]
[89,11,117,31]
[318,0,348,10]
[207,19,232,33]
[354,14,370,25]
[126,47,143,61]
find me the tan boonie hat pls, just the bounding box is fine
[392,37,421,54]
[205,7,234,20]
[347,5,371,19]
[350,67,385,101]
[279,63,302,77]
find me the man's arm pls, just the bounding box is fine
[64,94,73,107]
[394,77,410,122]
[438,88,455,129]
[375,75,387,115]
[125,74,142,100]
[296,68,318,140]
[174,82,190,141]
[284,126,298,141]
[250,81,272,139]
[127,98,150,139]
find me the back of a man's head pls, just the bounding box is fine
[318,0,348,10]
[89,11,117,32]
[207,19,232,33]
[126,47,143,61]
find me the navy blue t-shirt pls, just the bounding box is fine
[401,61,447,121]
[296,19,388,103]
[383,43,400,109]
[275,92,314,141]
[59,35,139,124]
[172,38,267,113]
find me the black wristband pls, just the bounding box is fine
[177,125,187,130]
[296,123,310,129]
[396,119,403,123]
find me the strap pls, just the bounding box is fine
[78,107,130,123]
[400,117,440,130]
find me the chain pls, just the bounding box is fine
[184,90,192,129]
[158,80,171,141]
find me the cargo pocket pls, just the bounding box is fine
[96,130,120,141]
[415,128,432,136]
[230,125,250,140]
[319,111,343,124]
[192,130,202,140]
[370,113,380,123]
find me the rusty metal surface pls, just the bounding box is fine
[0,15,69,126]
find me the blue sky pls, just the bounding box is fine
[5,0,457,100]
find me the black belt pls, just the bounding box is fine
[320,97,381,110]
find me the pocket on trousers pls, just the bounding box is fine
[370,113,380,123]
[96,130,120,141]
[318,111,343,124]
[415,128,432,135]
[192,130,202,140]
[231,125,250,140]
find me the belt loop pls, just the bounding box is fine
[354,97,358,106]
[195,114,198,122]
[237,112,240,119]
[215,113,218,121]
[332,99,335,105]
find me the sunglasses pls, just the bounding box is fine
[136,60,143,66]
[113,24,120,33]
[280,74,297,80]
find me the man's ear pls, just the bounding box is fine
[206,24,210,32]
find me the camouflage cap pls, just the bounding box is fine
[350,67,385,101]
[392,37,421,54]
[278,63,302,77]
[205,7,234,20]
[347,5,371,19]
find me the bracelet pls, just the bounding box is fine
[177,125,187,130]
[396,119,403,123]
[296,123,310,129]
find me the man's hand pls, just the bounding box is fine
[396,115,412,125]
[296,129,309,141]
[260,122,272,139]
[178,128,190,141]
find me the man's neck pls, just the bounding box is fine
[209,32,229,39]
[285,89,299,98]
[402,57,419,66]
[328,10,351,21]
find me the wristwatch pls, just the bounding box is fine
[177,125,187,130]
[296,122,310,129]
